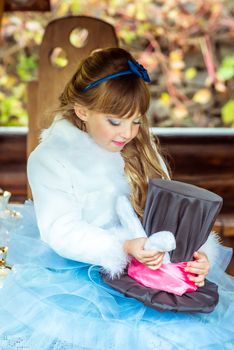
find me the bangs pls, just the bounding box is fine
[90,76,150,118]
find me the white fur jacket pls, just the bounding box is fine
[27,116,220,278]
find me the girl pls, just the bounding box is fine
[0,47,233,349]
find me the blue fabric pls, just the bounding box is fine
[0,201,234,350]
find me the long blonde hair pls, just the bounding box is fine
[50,48,170,219]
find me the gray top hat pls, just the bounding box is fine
[103,179,222,313]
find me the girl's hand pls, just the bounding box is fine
[123,238,165,270]
[185,251,210,287]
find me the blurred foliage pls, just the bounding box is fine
[0,0,234,127]
[221,99,234,126]
[217,55,234,81]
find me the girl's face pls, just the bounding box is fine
[83,110,141,152]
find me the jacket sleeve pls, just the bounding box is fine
[27,150,131,279]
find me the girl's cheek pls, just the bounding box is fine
[132,125,140,138]
[106,129,115,139]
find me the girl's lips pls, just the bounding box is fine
[112,140,126,147]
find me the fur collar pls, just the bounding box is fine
[39,115,126,175]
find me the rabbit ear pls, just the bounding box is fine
[116,196,147,239]
[144,231,176,252]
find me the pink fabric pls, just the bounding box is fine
[128,258,198,296]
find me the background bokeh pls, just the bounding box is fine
[0,0,234,127]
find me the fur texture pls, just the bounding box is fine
[198,231,221,267]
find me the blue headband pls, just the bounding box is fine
[82,59,151,92]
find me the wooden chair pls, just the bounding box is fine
[27,16,118,158]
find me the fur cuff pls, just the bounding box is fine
[198,232,221,267]
[100,235,131,279]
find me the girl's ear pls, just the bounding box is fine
[74,104,88,122]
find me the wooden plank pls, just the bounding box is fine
[0,133,26,163]
[158,135,234,175]
[4,0,50,11]
[0,132,27,203]
[213,214,234,237]
[0,167,26,195]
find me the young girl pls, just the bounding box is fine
[0,47,234,349]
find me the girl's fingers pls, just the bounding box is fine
[193,251,208,263]
[186,261,209,273]
[146,262,163,270]
[188,274,205,284]
[142,253,164,263]
[137,256,162,264]
[146,257,163,266]
[185,266,208,275]
[141,250,163,259]
[195,281,205,287]
[187,260,208,267]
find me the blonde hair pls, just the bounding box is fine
[50,47,170,219]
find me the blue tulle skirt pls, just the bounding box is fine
[0,201,234,350]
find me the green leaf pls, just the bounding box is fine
[119,29,137,44]
[159,92,171,105]
[222,56,234,67]
[217,67,234,81]
[16,53,37,81]
[185,67,197,80]
[71,2,81,12]
[217,55,234,81]
[221,100,234,126]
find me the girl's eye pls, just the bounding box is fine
[133,119,141,125]
[108,119,121,126]
[107,118,141,126]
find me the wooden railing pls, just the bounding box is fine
[0,127,27,202]
[0,127,234,235]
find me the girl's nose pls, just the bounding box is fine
[119,124,133,140]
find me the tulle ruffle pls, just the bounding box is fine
[0,201,234,350]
